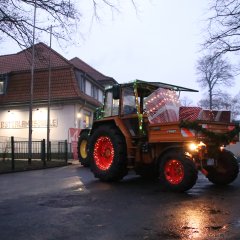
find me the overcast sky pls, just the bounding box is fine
[1,0,239,104]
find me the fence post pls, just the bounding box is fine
[64,140,68,163]
[11,136,15,171]
[41,139,46,167]
[47,141,51,161]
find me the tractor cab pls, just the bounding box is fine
[99,80,198,136]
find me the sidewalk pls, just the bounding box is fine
[68,159,80,165]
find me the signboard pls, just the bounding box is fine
[0,119,58,129]
[69,128,81,160]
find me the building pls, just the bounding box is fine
[0,43,117,145]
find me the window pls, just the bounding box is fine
[91,85,98,100]
[103,91,119,117]
[98,89,103,103]
[75,71,86,92]
[83,110,91,128]
[0,74,7,95]
[0,81,3,94]
[104,91,113,117]
[122,86,137,115]
[79,76,86,92]
[85,81,91,95]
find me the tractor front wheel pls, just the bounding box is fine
[78,130,90,167]
[205,150,239,185]
[159,151,198,192]
[89,125,128,181]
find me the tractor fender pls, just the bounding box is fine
[79,128,90,138]
[157,145,186,165]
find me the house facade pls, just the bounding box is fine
[0,43,117,144]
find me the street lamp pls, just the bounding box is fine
[47,25,52,161]
[28,0,37,164]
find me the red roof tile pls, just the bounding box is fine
[0,42,70,74]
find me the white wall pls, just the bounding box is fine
[0,104,76,141]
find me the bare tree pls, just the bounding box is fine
[198,91,231,110]
[0,0,136,48]
[205,0,240,57]
[196,54,234,109]
[231,92,240,120]
[0,0,80,48]
[198,91,240,120]
[180,96,193,107]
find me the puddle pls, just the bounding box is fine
[206,225,227,231]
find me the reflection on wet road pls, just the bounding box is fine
[0,164,239,240]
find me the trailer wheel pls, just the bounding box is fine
[89,125,127,181]
[159,151,198,192]
[78,130,90,167]
[205,150,239,185]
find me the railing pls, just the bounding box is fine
[0,136,72,172]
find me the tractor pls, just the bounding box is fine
[78,80,239,192]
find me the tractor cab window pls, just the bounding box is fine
[122,86,137,115]
[104,90,119,117]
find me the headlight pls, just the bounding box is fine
[189,143,198,151]
[188,142,206,152]
[220,145,225,151]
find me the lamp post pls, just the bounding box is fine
[28,0,37,164]
[47,25,52,161]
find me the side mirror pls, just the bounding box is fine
[112,84,120,99]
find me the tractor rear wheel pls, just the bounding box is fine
[78,130,90,167]
[159,151,198,192]
[89,125,128,181]
[205,150,239,185]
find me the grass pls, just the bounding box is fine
[0,159,68,173]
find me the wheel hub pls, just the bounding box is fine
[94,136,114,170]
[164,159,184,185]
[80,140,87,159]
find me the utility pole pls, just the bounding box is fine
[47,25,52,161]
[28,0,37,164]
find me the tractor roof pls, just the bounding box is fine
[119,80,198,92]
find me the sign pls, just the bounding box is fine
[69,128,81,160]
[0,119,58,129]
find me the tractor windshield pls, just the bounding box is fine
[122,86,137,115]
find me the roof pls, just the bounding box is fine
[0,42,70,74]
[0,68,101,108]
[120,79,199,92]
[0,43,104,108]
[70,57,117,84]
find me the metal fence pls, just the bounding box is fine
[0,136,72,172]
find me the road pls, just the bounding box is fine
[0,163,239,240]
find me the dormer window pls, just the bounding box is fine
[0,81,3,94]
[0,74,8,95]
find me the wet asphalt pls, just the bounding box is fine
[0,162,239,240]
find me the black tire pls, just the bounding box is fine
[205,150,239,185]
[78,130,90,167]
[89,125,128,181]
[159,151,198,192]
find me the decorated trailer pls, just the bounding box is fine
[78,80,239,192]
